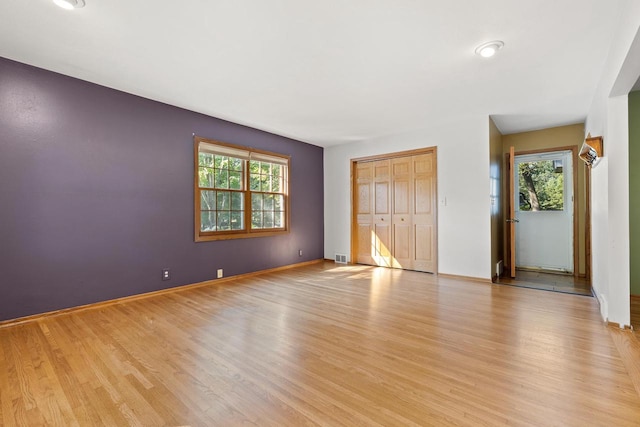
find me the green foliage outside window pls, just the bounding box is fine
[199,154,245,231]
[249,161,285,229]
[197,149,287,234]
[518,160,564,211]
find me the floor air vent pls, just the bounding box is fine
[335,254,347,264]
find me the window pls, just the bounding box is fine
[517,159,564,212]
[194,137,289,241]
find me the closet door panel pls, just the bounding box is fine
[373,159,392,267]
[356,224,373,264]
[375,182,389,215]
[373,223,392,267]
[393,223,411,268]
[414,177,433,215]
[355,162,374,265]
[392,157,413,268]
[414,224,434,271]
[412,154,436,272]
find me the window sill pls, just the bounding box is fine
[195,229,289,242]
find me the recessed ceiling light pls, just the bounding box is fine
[53,0,85,10]
[475,41,504,58]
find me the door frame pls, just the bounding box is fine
[585,163,592,282]
[505,145,580,277]
[350,146,438,273]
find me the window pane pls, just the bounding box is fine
[199,153,214,167]
[215,169,229,189]
[274,211,283,228]
[272,177,281,192]
[230,157,243,171]
[231,192,243,210]
[251,193,263,210]
[199,167,214,187]
[274,194,283,210]
[249,161,260,174]
[517,160,564,211]
[217,191,230,210]
[250,175,260,191]
[261,162,271,174]
[215,155,227,169]
[231,211,243,230]
[201,190,216,210]
[229,171,242,190]
[264,194,274,210]
[251,211,262,229]
[201,212,216,231]
[217,211,231,230]
[262,176,272,192]
[263,211,274,228]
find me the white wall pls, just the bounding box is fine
[587,97,630,324]
[324,115,492,279]
[585,0,640,325]
[590,157,609,318]
[607,97,631,324]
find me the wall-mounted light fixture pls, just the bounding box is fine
[579,135,603,167]
[475,41,504,58]
[53,0,85,10]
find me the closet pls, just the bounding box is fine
[352,148,437,273]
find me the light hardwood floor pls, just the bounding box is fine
[1,262,639,426]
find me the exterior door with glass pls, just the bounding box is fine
[514,150,574,273]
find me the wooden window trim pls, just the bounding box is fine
[194,136,290,242]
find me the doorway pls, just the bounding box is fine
[514,150,574,273]
[500,145,590,296]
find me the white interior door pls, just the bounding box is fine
[514,150,573,273]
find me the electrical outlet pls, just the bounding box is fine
[162,268,170,281]
[298,249,303,257]
[217,269,223,278]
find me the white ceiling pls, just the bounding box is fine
[0,0,622,146]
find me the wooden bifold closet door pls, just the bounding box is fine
[353,149,437,273]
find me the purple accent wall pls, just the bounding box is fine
[0,57,324,322]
